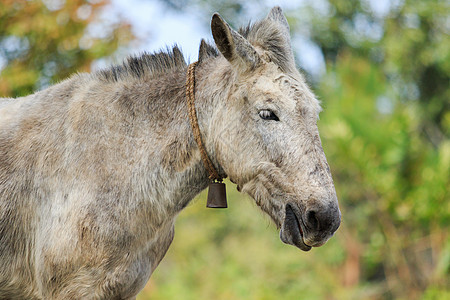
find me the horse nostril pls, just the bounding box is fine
[304,205,341,235]
[306,210,319,230]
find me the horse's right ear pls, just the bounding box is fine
[211,13,261,72]
[266,6,290,33]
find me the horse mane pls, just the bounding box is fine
[96,45,187,82]
[95,41,219,83]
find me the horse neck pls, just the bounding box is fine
[191,59,233,176]
[129,60,231,214]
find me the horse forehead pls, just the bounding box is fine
[251,73,298,109]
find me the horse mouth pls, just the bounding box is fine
[280,203,312,251]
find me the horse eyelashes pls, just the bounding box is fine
[259,109,280,121]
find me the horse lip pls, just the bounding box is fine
[281,203,312,252]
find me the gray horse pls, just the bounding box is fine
[0,7,340,299]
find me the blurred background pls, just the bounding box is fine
[1,0,449,299]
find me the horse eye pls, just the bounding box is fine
[259,109,279,121]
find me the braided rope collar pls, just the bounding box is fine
[185,62,223,182]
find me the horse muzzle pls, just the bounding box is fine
[280,202,341,251]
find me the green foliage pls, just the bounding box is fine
[0,0,132,97]
[305,0,450,146]
[318,53,449,298]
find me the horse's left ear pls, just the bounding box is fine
[266,6,290,33]
[198,39,218,63]
[211,13,261,72]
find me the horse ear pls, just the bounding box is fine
[211,13,261,72]
[198,39,218,63]
[262,6,296,74]
[266,6,290,33]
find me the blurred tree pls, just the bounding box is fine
[318,53,449,298]
[0,0,132,97]
[304,0,449,146]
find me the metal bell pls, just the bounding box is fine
[206,182,227,208]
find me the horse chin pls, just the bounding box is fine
[279,203,312,252]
